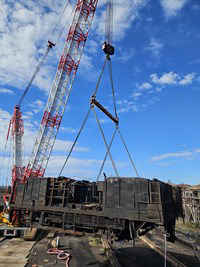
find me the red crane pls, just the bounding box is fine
[7,0,98,202]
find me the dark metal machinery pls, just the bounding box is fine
[10,176,182,242]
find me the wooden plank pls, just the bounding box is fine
[0,238,35,267]
[139,236,187,267]
[102,238,121,267]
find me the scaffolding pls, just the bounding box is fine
[182,189,200,224]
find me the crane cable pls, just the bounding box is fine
[17,46,51,107]
[108,59,118,119]
[105,0,113,44]
[58,57,120,178]
[58,108,92,177]
[117,128,139,178]
[6,137,12,187]
[50,0,70,38]
[56,4,76,41]
[58,58,109,177]
[93,58,107,98]
[18,1,75,107]
[95,58,140,179]
[92,107,119,177]
[97,126,117,181]
[0,121,11,182]
[0,142,8,182]
[58,0,139,179]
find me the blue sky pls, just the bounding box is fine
[0,0,199,185]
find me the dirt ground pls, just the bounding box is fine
[27,234,110,267]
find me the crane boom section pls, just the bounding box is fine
[24,0,98,180]
[11,106,25,191]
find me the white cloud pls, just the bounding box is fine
[179,72,196,85]
[190,59,200,65]
[0,0,149,96]
[149,148,200,161]
[150,71,196,86]
[145,37,163,57]
[0,0,74,94]
[150,71,179,85]
[24,111,33,116]
[28,99,45,114]
[93,0,148,41]
[136,82,152,90]
[0,108,88,155]
[116,48,135,62]
[0,88,14,94]
[99,118,110,124]
[0,109,11,121]
[131,92,142,99]
[85,40,99,54]
[191,4,200,11]
[79,53,100,82]
[53,139,89,152]
[60,126,77,134]
[160,0,188,17]
[116,98,138,113]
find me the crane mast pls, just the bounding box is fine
[23,0,98,181]
[10,106,24,188]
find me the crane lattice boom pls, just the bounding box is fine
[23,0,98,181]
[11,106,25,188]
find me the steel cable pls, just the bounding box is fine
[108,59,118,119]
[18,2,76,107]
[58,107,92,177]
[0,121,11,182]
[97,126,117,181]
[92,108,119,177]
[58,59,110,177]
[92,58,107,97]
[105,0,113,44]
[117,128,139,178]
[17,46,51,107]
[50,0,70,38]
[6,137,12,187]
[56,4,76,41]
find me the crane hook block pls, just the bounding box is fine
[102,42,114,56]
[48,40,56,48]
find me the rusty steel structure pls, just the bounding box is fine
[10,177,183,242]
